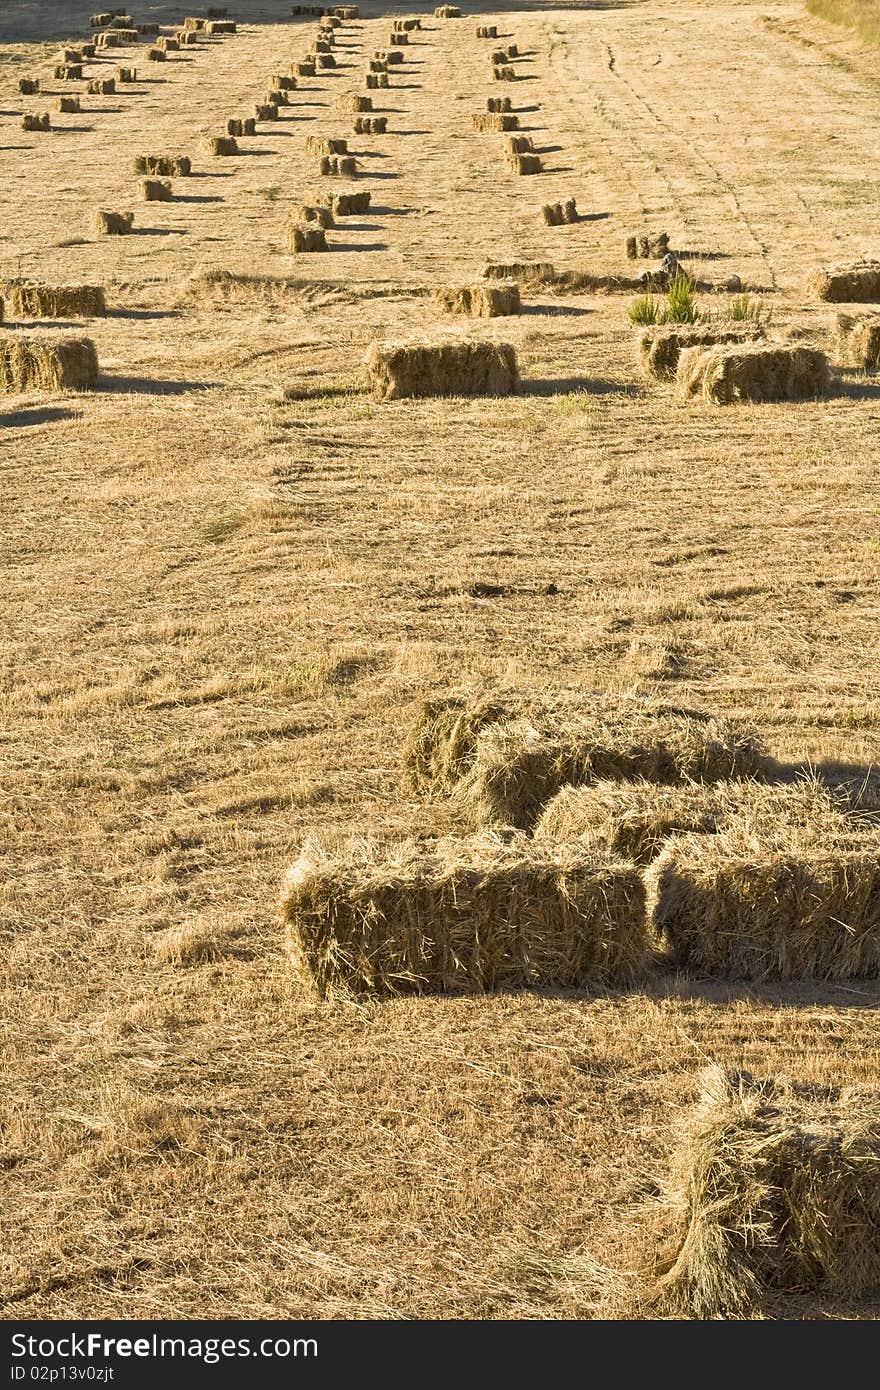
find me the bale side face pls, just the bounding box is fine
[433,283,521,318]
[1,282,106,319]
[836,313,880,370]
[484,260,554,284]
[94,210,133,234]
[639,326,764,381]
[677,344,831,404]
[141,178,172,201]
[534,782,731,863]
[0,335,99,392]
[807,261,880,303]
[364,339,519,401]
[288,223,328,253]
[283,835,648,997]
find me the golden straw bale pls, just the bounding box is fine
[505,134,533,154]
[91,12,114,24]
[364,338,519,401]
[283,832,648,998]
[369,59,387,71]
[835,312,880,370]
[116,66,136,81]
[433,282,521,318]
[93,209,133,234]
[542,198,579,226]
[0,281,106,319]
[272,74,297,89]
[134,154,190,176]
[389,32,408,45]
[534,782,733,863]
[354,115,387,134]
[226,118,256,137]
[87,77,116,93]
[434,4,462,14]
[329,190,370,215]
[205,19,236,33]
[289,222,329,253]
[477,25,498,38]
[626,231,669,259]
[182,16,205,31]
[365,73,388,88]
[508,152,542,174]
[298,204,334,228]
[652,1066,880,1318]
[54,64,82,79]
[315,53,337,68]
[336,93,372,112]
[254,102,279,120]
[493,65,516,81]
[294,61,316,76]
[318,155,357,176]
[267,88,290,105]
[57,97,81,113]
[208,135,238,156]
[638,325,765,381]
[141,178,172,201]
[806,260,880,302]
[676,343,831,404]
[484,260,555,283]
[472,112,519,132]
[157,36,179,51]
[486,95,512,112]
[146,46,166,60]
[306,135,348,155]
[22,113,50,131]
[383,49,404,65]
[0,334,99,391]
[60,47,83,60]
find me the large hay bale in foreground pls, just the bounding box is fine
[283,834,648,998]
[835,312,880,370]
[807,260,880,303]
[0,335,99,392]
[365,338,519,401]
[288,222,328,253]
[653,1066,880,1317]
[638,325,764,381]
[434,282,521,318]
[484,260,554,284]
[677,343,831,404]
[0,281,106,319]
[648,811,880,979]
[93,209,133,235]
[472,112,519,132]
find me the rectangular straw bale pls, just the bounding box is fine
[486,95,512,112]
[141,178,172,201]
[806,260,880,303]
[267,88,290,104]
[272,74,297,89]
[205,19,237,33]
[389,32,408,45]
[365,338,519,401]
[182,16,205,30]
[146,47,166,60]
[227,118,256,136]
[91,11,114,23]
[384,49,404,65]
[157,36,179,51]
[60,47,83,60]
[57,97,81,113]
[434,4,462,14]
[484,260,555,283]
[336,93,372,112]
[87,77,116,93]
[329,190,370,215]
[22,114,50,131]
[93,209,133,234]
[433,282,521,318]
[638,325,764,381]
[116,66,136,81]
[472,112,519,132]
[137,23,159,33]
[542,199,578,226]
[283,833,648,998]
[54,64,82,79]
[677,343,831,404]
[294,61,316,76]
[315,53,337,67]
[298,203,334,228]
[477,25,498,37]
[288,222,329,253]
[208,135,238,155]
[493,65,516,81]
[365,73,388,88]
[835,312,880,370]
[508,152,542,174]
[0,334,99,391]
[354,115,387,134]
[652,1066,880,1318]
[626,231,670,259]
[254,102,279,120]
[134,154,191,176]
[306,135,348,155]
[0,281,106,319]
[505,134,533,154]
[318,155,357,176]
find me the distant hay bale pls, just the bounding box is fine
[93,209,133,235]
[434,4,462,15]
[60,46,83,61]
[337,94,372,112]
[677,343,831,404]
[505,134,533,154]
[472,112,519,132]
[393,17,420,28]
[254,102,279,120]
[272,74,297,90]
[508,152,543,174]
[298,203,334,228]
[626,231,669,259]
[208,135,238,156]
[91,11,114,23]
[134,154,191,176]
[542,198,578,226]
[835,312,880,370]
[137,23,159,34]
[384,49,404,65]
[315,53,337,67]
[389,31,408,45]
[354,115,387,134]
[486,96,512,112]
[157,36,179,52]
[493,64,516,81]
[0,334,99,392]
[365,338,518,401]
[648,803,880,980]
[294,61,316,76]
[335,5,360,17]
[484,260,555,284]
[329,189,370,215]
[477,24,498,37]
[313,37,334,52]
[806,260,880,303]
[141,178,172,201]
[534,782,732,864]
[0,281,106,319]
[227,117,256,137]
[205,18,237,33]
[638,325,765,381]
[505,43,519,57]
[182,15,205,30]
[306,135,348,155]
[54,64,82,79]
[22,114,50,132]
[433,282,521,318]
[405,690,768,828]
[87,77,116,94]
[116,66,136,82]
[490,48,507,64]
[318,155,357,176]
[322,15,343,27]
[283,833,648,998]
[267,88,290,105]
[289,222,329,253]
[652,1066,880,1318]
[146,46,166,61]
[369,58,387,71]
[57,97,81,113]
[365,72,388,88]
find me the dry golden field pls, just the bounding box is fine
[2,0,879,1320]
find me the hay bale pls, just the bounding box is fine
[59,46,83,61]
[433,282,521,318]
[141,178,172,201]
[541,197,577,225]
[383,50,404,65]
[182,16,205,30]
[22,114,50,132]
[315,53,337,68]
[0,281,106,319]
[57,97,81,113]
[54,64,82,79]
[283,833,648,998]
[472,112,518,132]
[626,231,670,259]
[506,43,519,57]
[337,94,372,113]
[434,4,462,15]
[835,312,880,370]
[205,19,236,33]
[91,11,114,24]
[157,36,179,52]
[137,23,159,34]
[490,48,507,64]
[294,61,316,76]
[648,802,880,980]
[534,782,733,864]
[146,46,166,61]
[93,209,133,235]
[405,690,768,828]
[289,223,329,253]
[493,65,516,81]
[329,190,370,216]
[486,96,512,112]
[508,152,542,174]
[484,260,555,284]
[365,338,518,401]
[208,135,238,156]
[87,77,116,94]
[677,343,831,404]
[318,155,357,176]
[306,135,348,155]
[98,27,138,44]
[116,66,136,82]
[653,1066,880,1317]
[313,38,334,52]
[298,203,334,228]
[134,154,191,176]
[505,134,533,154]
[227,117,256,137]
[354,115,387,134]
[477,25,498,37]
[365,72,389,88]
[254,102,279,120]
[393,17,420,29]
[0,334,99,392]
[807,260,880,303]
[267,88,290,105]
[272,74,297,90]
[389,32,408,45]
[638,325,765,381]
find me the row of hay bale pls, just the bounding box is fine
[283,687,880,999]
[636,323,839,403]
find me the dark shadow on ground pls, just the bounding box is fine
[520,304,593,317]
[100,376,211,395]
[130,228,188,237]
[112,308,183,321]
[329,241,389,252]
[175,194,224,204]
[0,406,79,428]
[523,376,644,396]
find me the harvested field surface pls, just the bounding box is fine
[1,0,879,1322]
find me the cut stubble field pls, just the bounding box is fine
[1,0,879,1319]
